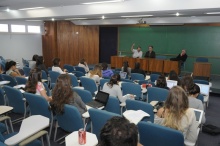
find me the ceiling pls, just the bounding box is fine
[1,0,220,25]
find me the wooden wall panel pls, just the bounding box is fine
[42,21,99,68]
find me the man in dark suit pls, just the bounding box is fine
[144,46,156,58]
[170,49,188,63]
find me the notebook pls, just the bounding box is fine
[166,80,178,89]
[86,91,109,108]
[195,83,210,96]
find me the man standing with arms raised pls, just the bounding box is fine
[131,43,143,58]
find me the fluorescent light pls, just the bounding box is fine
[102,15,105,19]
[6,8,10,12]
[65,18,88,20]
[26,20,43,21]
[176,12,180,16]
[52,18,55,21]
[82,0,124,5]
[121,15,153,18]
[19,7,44,11]
[206,12,220,14]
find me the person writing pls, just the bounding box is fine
[131,43,143,58]
[144,46,156,58]
[170,49,188,63]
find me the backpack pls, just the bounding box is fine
[202,124,220,135]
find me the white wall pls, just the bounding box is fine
[0,20,43,68]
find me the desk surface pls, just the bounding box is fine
[65,131,98,146]
[0,106,13,115]
[5,115,49,146]
[0,81,10,85]
[82,105,104,118]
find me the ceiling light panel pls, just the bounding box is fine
[82,0,124,5]
[121,15,153,18]
[19,7,45,11]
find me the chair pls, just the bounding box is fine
[72,88,93,103]
[138,122,184,146]
[197,94,204,103]
[131,73,145,81]
[3,86,27,123]
[0,88,6,105]
[193,79,209,85]
[104,96,121,115]
[72,71,85,78]
[121,82,142,100]
[88,108,121,139]
[147,87,169,103]
[99,79,109,90]
[120,78,133,83]
[43,82,51,96]
[79,77,98,95]
[75,66,86,74]
[23,67,31,76]
[1,74,17,87]
[15,76,28,85]
[150,73,160,82]
[126,99,154,123]
[41,70,48,81]
[156,55,167,60]
[138,80,155,86]
[196,57,208,62]
[48,71,60,84]
[54,104,84,142]
[69,74,79,87]
[0,116,14,134]
[63,64,75,72]
[23,93,54,138]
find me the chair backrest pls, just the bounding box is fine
[1,74,17,87]
[147,87,169,103]
[156,55,167,60]
[131,73,145,81]
[41,70,48,80]
[150,74,160,82]
[104,96,121,115]
[15,77,28,85]
[75,66,86,74]
[51,83,56,90]
[23,67,31,76]
[79,77,97,95]
[193,79,209,85]
[100,79,109,90]
[138,80,155,86]
[138,122,184,146]
[48,71,60,84]
[0,88,5,105]
[120,78,133,83]
[69,74,78,87]
[56,104,83,132]
[63,64,75,72]
[121,82,142,100]
[72,88,93,103]
[126,99,154,123]
[23,92,52,120]
[43,82,51,96]
[72,71,85,78]
[88,108,121,139]
[196,57,208,62]
[3,86,25,114]
[197,94,204,103]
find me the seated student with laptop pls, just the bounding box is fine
[86,90,109,109]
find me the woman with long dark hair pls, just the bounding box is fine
[50,74,87,114]
[156,75,169,90]
[121,61,131,77]
[36,56,48,75]
[5,60,22,77]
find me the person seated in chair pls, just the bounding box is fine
[156,75,169,90]
[5,60,23,77]
[78,58,89,73]
[170,49,188,65]
[144,45,156,58]
[101,62,114,78]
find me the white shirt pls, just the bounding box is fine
[132,49,143,58]
[78,63,89,73]
[52,66,64,74]
[86,72,101,84]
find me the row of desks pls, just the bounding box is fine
[111,56,180,74]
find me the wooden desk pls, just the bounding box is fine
[193,62,211,78]
[136,58,149,71]
[149,59,163,73]
[163,60,179,74]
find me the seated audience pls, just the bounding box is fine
[103,74,132,103]
[5,60,23,77]
[98,116,142,146]
[29,54,38,69]
[50,74,87,115]
[189,84,206,124]
[102,62,114,78]
[121,61,131,77]
[168,70,181,85]
[78,58,89,73]
[154,86,198,143]
[156,75,169,90]
[131,62,145,77]
[87,64,102,84]
[52,58,67,74]
[25,68,52,102]
[36,56,48,75]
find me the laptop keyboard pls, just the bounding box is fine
[87,101,104,108]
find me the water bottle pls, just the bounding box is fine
[119,51,121,56]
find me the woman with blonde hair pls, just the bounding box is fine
[155,86,198,143]
[87,64,102,84]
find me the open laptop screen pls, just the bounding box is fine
[195,83,210,96]
[95,91,109,104]
[166,80,178,89]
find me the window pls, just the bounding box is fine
[0,24,8,32]
[11,24,26,33]
[27,25,41,33]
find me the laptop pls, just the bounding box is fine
[195,83,210,96]
[86,91,109,108]
[166,80,178,89]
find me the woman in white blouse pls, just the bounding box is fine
[52,58,67,74]
[78,58,89,73]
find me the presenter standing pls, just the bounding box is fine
[131,43,143,58]
[144,46,156,58]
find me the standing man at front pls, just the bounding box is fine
[144,46,156,58]
[131,43,143,58]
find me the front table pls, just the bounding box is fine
[65,131,98,146]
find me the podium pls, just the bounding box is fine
[193,62,211,79]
